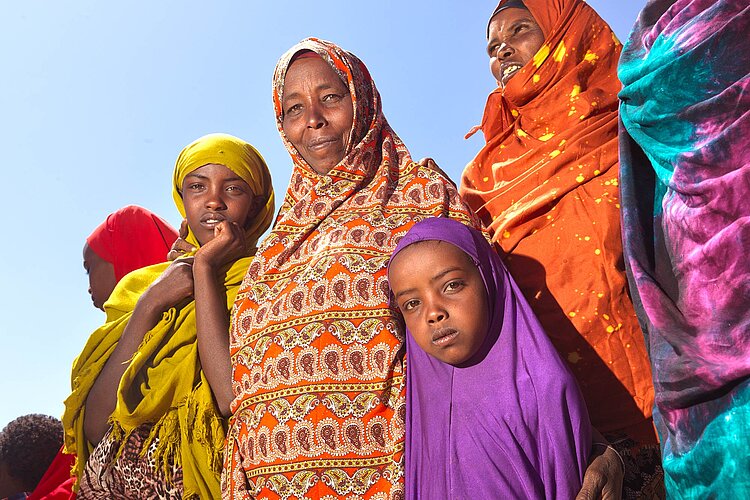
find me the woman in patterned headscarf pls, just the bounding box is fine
[619,1,749,497]
[461,1,663,497]
[224,38,476,499]
[63,133,275,499]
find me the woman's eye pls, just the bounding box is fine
[513,23,529,35]
[187,183,204,190]
[285,103,302,116]
[445,280,465,292]
[323,93,342,103]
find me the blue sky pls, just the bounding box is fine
[0,1,645,428]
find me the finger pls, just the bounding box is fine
[575,472,606,500]
[179,218,189,238]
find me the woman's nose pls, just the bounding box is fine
[306,104,326,129]
[496,42,514,60]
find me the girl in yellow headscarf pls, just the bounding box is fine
[63,133,275,499]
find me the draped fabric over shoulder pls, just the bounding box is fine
[618,1,750,496]
[86,205,178,282]
[461,0,655,441]
[395,218,590,500]
[63,134,275,499]
[224,38,476,499]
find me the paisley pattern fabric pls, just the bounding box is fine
[224,38,476,499]
[461,0,656,443]
[618,1,750,497]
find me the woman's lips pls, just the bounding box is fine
[500,62,523,86]
[431,327,459,346]
[307,137,337,151]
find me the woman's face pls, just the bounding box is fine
[487,7,545,87]
[389,241,490,366]
[281,55,354,175]
[83,243,117,311]
[181,163,257,246]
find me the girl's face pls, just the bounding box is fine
[181,163,257,246]
[281,55,354,175]
[83,243,117,311]
[389,240,490,366]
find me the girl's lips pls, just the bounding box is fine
[431,328,459,346]
[200,213,227,228]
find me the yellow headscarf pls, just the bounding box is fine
[63,133,274,499]
[172,132,275,250]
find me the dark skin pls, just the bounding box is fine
[84,163,258,444]
[487,7,546,88]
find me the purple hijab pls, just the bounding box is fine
[390,218,590,499]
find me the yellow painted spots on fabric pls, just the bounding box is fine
[611,178,619,186]
[549,150,561,158]
[597,292,604,298]
[584,236,591,241]
[553,41,567,62]
[612,32,621,46]
[516,128,528,138]
[533,74,541,83]
[606,325,615,333]
[559,140,567,147]
[533,44,550,67]
[503,230,511,239]
[584,50,599,63]
[539,132,555,142]
[576,174,585,183]
[594,169,601,176]
[594,248,601,255]
[511,109,519,117]
[569,311,577,318]
[570,85,581,98]
[603,314,610,320]
[482,176,489,183]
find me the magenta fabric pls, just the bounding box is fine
[391,217,591,499]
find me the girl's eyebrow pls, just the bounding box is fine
[431,266,463,283]
[185,172,244,183]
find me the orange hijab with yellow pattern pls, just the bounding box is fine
[461,0,655,437]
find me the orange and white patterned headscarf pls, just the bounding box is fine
[223,38,476,499]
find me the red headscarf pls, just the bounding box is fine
[461,0,655,438]
[86,205,178,282]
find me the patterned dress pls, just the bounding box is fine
[223,38,476,500]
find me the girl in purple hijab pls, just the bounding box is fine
[388,217,591,499]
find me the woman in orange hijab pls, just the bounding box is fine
[461,1,663,497]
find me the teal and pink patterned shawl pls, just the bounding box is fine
[618,0,750,497]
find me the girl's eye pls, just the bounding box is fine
[226,185,243,193]
[445,280,465,292]
[403,299,420,311]
[187,183,204,191]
